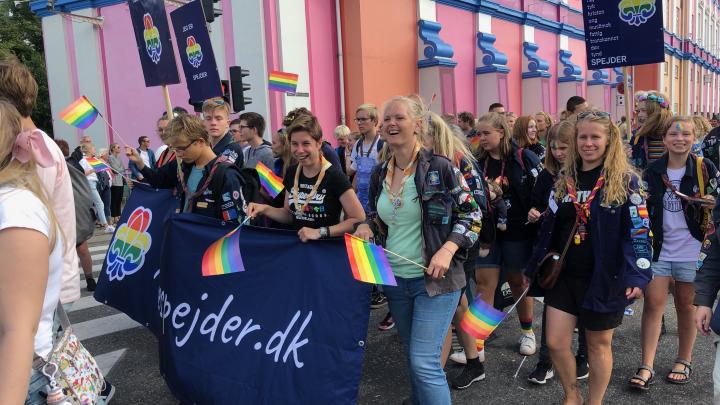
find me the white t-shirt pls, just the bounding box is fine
[139,149,151,168]
[659,167,702,262]
[0,188,63,358]
[350,135,381,171]
[80,157,98,182]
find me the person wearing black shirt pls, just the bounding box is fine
[247,113,365,241]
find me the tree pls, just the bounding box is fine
[0,0,52,135]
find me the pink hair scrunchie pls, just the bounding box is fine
[12,129,54,168]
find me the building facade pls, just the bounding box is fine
[30,0,720,149]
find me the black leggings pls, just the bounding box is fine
[110,185,124,217]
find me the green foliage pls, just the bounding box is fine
[0,1,52,135]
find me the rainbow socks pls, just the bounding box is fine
[520,318,533,335]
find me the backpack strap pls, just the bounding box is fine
[516,148,526,172]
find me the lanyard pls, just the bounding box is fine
[358,135,379,158]
[293,156,331,213]
[483,156,506,187]
[566,174,605,244]
[183,159,223,209]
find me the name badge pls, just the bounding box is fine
[196,201,209,208]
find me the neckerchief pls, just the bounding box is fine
[566,173,605,244]
[293,156,332,213]
[383,144,421,221]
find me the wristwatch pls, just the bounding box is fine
[319,227,329,239]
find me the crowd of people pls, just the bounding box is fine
[4,51,720,405]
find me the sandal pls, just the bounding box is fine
[666,359,692,384]
[628,365,655,390]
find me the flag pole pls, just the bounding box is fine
[346,233,429,270]
[162,85,174,118]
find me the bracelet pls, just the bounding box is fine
[441,246,454,255]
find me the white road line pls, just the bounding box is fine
[89,245,108,253]
[69,295,104,312]
[94,348,127,376]
[73,313,141,341]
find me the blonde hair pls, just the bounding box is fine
[513,116,537,147]
[0,100,59,246]
[427,112,475,165]
[543,121,574,175]
[636,90,673,139]
[554,110,639,206]
[692,115,712,138]
[356,103,378,123]
[382,95,427,141]
[201,97,230,116]
[274,129,294,177]
[165,114,209,143]
[476,112,513,160]
[535,111,553,129]
[664,116,695,137]
[333,125,351,140]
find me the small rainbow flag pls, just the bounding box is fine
[201,226,245,276]
[268,70,298,94]
[468,135,481,151]
[460,294,507,340]
[85,156,111,173]
[344,233,396,286]
[255,161,285,198]
[59,96,99,130]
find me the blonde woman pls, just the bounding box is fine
[535,111,553,146]
[526,110,652,405]
[333,124,351,175]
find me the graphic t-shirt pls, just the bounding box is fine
[283,164,352,229]
[659,167,702,261]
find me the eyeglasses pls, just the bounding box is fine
[171,140,197,152]
[239,125,250,129]
[355,117,371,123]
[577,110,611,120]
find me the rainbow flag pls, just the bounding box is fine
[201,226,245,276]
[468,135,481,151]
[344,233,396,286]
[268,71,298,94]
[85,156,111,173]
[460,294,507,340]
[59,96,99,129]
[255,161,285,198]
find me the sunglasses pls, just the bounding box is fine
[577,110,611,120]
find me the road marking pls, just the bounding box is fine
[73,313,141,341]
[69,295,104,312]
[94,348,127,376]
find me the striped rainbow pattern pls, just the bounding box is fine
[344,233,396,286]
[201,226,245,276]
[85,156,111,172]
[268,70,298,93]
[460,294,507,340]
[255,161,285,198]
[59,96,99,129]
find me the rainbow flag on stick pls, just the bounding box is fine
[344,233,396,286]
[460,294,507,340]
[268,71,299,94]
[85,156,112,173]
[255,161,285,198]
[201,225,246,276]
[59,96,99,129]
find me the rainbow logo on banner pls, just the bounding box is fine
[618,0,656,27]
[460,294,507,340]
[268,71,299,94]
[186,36,203,68]
[106,207,152,281]
[344,233,396,286]
[85,156,112,173]
[143,13,162,64]
[255,162,284,198]
[201,226,245,276]
[59,96,99,130]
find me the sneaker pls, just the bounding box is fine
[85,277,97,292]
[101,380,116,403]
[528,361,554,385]
[370,292,388,309]
[449,349,467,365]
[450,362,486,389]
[576,355,589,380]
[518,333,537,356]
[378,313,395,331]
[104,225,116,234]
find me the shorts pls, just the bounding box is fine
[652,260,697,283]
[545,276,624,331]
[474,238,532,272]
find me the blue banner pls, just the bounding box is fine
[157,214,371,404]
[94,185,179,335]
[582,0,664,69]
[170,0,222,103]
[128,0,180,87]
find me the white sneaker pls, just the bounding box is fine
[449,350,467,364]
[104,225,116,234]
[518,333,537,356]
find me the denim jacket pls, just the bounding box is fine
[525,175,653,312]
[365,148,483,296]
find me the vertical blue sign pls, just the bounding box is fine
[170,0,222,102]
[128,0,181,86]
[582,0,665,69]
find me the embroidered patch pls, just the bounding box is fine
[428,171,440,185]
[630,193,642,205]
[636,258,650,269]
[233,190,240,200]
[196,201,209,208]
[530,168,539,177]
[222,192,231,202]
[629,206,639,217]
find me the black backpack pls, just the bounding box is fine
[66,163,96,244]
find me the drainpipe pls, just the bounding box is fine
[335,0,346,125]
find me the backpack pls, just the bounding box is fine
[354,137,385,156]
[67,164,95,244]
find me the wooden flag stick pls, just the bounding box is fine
[162,85,174,118]
[622,66,632,130]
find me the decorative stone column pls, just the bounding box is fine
[587,69,612,113]
[417,19,457,115]
[476,32,510,116]
[522,41,551,115]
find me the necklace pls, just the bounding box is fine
[383,144,421,224]
[566,173,605,245]
[293,156,331,213]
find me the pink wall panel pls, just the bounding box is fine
[437,4,476,114]
[100,4,191,148]
[305,0,341,146]
[534,29,558,116]
[568,38,587,99]
[492,19,522,114]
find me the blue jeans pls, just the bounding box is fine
[384,277,460,405]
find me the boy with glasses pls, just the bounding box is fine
[129,136,156,180]
[238,112,274,170]
[202,97,244,169]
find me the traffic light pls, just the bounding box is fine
[229,66,252,113]
[221,80,230,102]
[200,0,221,23]
[189,98,203,113]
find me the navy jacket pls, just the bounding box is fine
[213,132,245,169]
[129,147,156,179]
[525,175,653,312]
[644,154,720,261]
[695,198,720,334]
